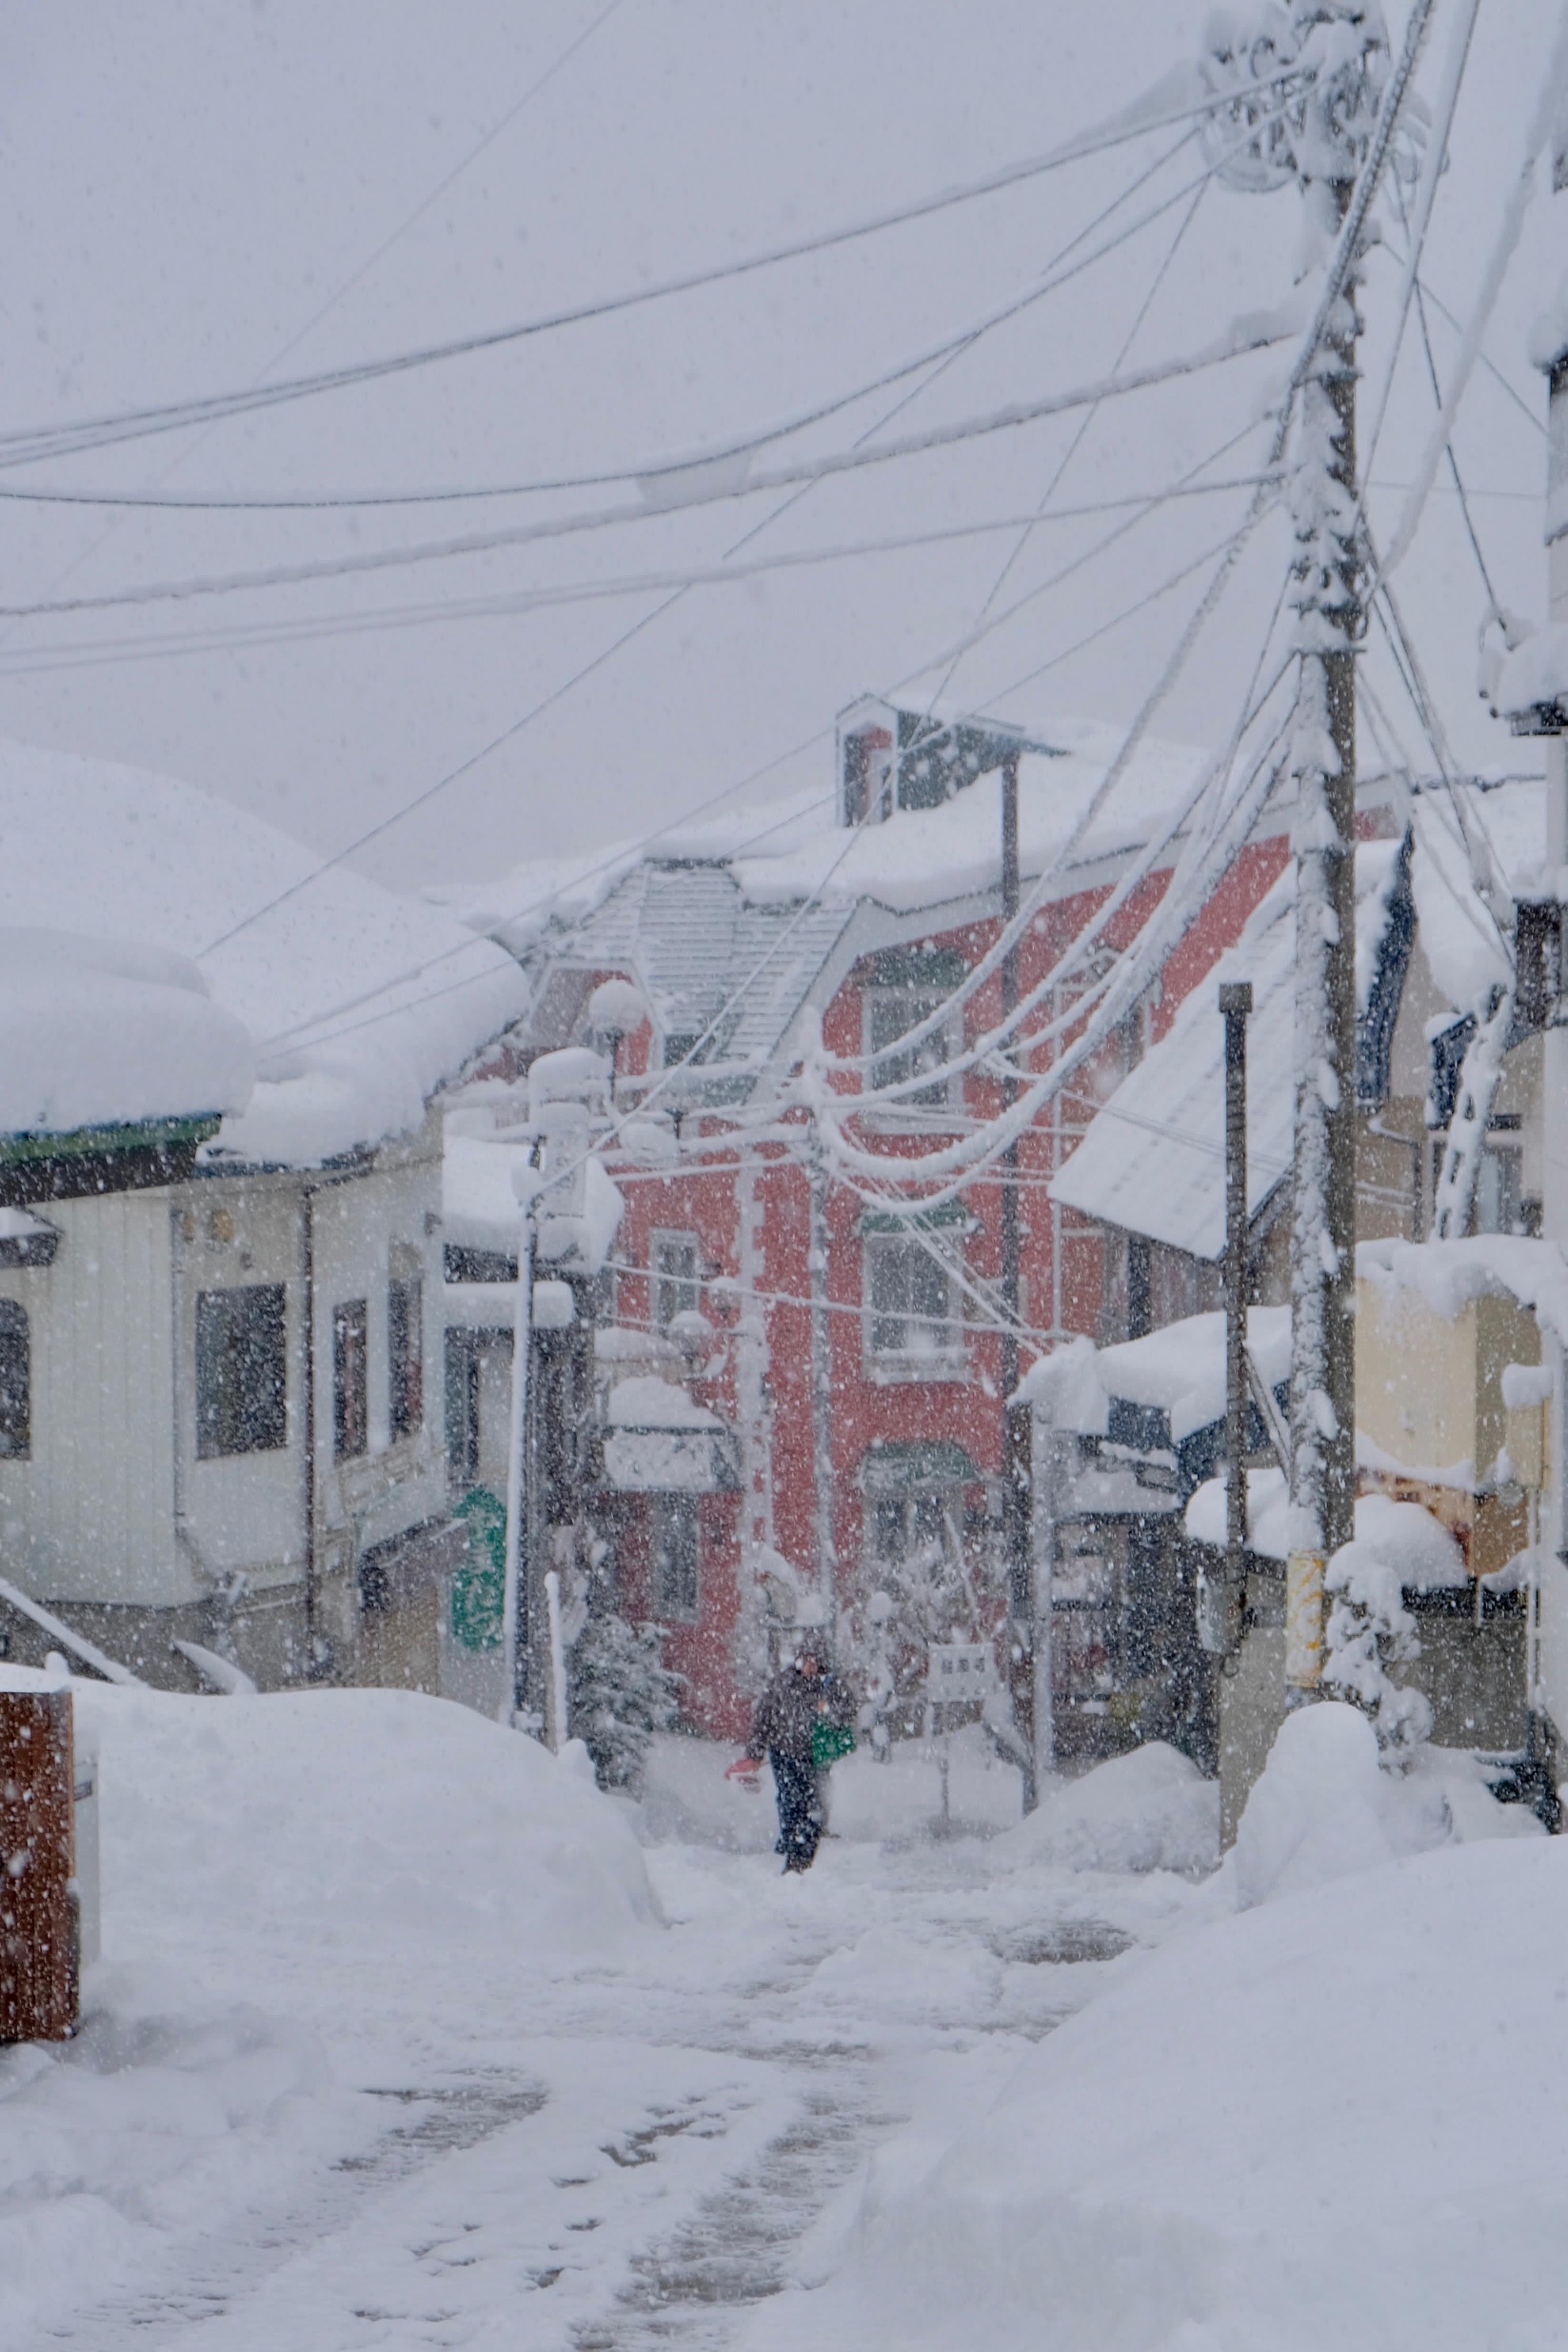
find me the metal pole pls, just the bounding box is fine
[807,1126,836,1618]
[1221,983,1253,1628]
[499,1208,534,1724]
[997,749,1038,1808]
[1285,172,1360,1696]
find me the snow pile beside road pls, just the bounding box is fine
[1229,1702,1537,1911]
[750,1803,1568,2352]
[990,1742,1219,1878]
[81,1683,660,1965]
[0,1684,657,2346]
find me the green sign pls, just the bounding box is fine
[450,1485,506,1650]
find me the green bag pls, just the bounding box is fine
[812,1718,856,1772]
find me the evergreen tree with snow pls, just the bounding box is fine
[568,1608,683,1792]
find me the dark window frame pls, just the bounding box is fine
[333,1297,369,1461]
[195,1283,288,1459]
[864,1233,956,1363]
[650,1230,700,1330]
[650,1494,701,1620]
[388,1270,424,1442]
[0,1299,30,1460]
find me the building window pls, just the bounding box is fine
[1476,1143,1526,1236]
[333,1299,368,1460]
[196,1284,287,1459]
[650,1231,700,1330]
[650,1495,700,1619]
[388,1271,424,1441]
[870,1487,960,1577]
[0,1300,30,1459]
[864,988,954,1108]
[865,1235,958,1367]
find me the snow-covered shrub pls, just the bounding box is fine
[1324,1497,1464,1764]
[568,1610,682,1793]
[1324,1540,1431,1761]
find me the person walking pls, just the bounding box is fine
[727,1638,855,1872]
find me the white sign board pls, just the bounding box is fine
[925,1641,997,1702]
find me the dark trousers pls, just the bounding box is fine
[769,1750,824,1869]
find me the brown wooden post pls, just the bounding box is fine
[0,1688,78,2043]
[999,747,1038,1807]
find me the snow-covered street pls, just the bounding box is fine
[4,1689,1207,2352]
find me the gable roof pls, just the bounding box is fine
[1049,838,1413,1261]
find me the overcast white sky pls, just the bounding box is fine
[0,1,1558,890]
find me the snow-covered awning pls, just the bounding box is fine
[1016,1310,1290,1445]
[1049,842,1412,1260]
[599,1375,737,1493]
[1487,622,1568,735]
[601,1428,737,1493]
[861,1439,983,1490]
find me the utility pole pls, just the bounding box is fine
[1283,166,1360,1698]
[1200,5,1390,1699]
[997,746,1039,1807]
[1219,982,1253,1652]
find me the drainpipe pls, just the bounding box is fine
[301,1182,317,1671]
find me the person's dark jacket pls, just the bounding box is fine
[745,1664,855,1767]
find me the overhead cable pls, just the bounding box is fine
[0,68,1306,470]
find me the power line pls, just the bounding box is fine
[0,126,1203,515]
[0,321,1293,625]
[0,70,1304,472]
[0,476,1279,682]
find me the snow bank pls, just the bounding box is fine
[0,927,252,1138]
[0,737,526,1166]
[751,1768,1565,2352]
[0,1684,656,2346]
[990,1743,1219,1879]
[78,1684,658,1965]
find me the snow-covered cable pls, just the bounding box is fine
[0,73,1313,469]
[1379,2,1568,583]
[0,325,1300,626]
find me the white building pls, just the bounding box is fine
[0,740,525,1691]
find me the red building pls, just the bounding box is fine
[447,701,1294,1737]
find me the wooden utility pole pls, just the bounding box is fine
[998,747,1040,1806]
[1285,169,1360,1696]
[1221,981,1253,1645]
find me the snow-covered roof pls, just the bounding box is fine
[519,858,856,1070]
[1050,840,1410,1260]
[1017,1308,1289,1443]
[0,928,252,1141]
[0,737,526,1167]
[1488,623,1568,728]
[1358,1233,1568,1342]
[444,1132,530,1254]
[439,715,1211,948]
[1185,1476,1467,1589]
